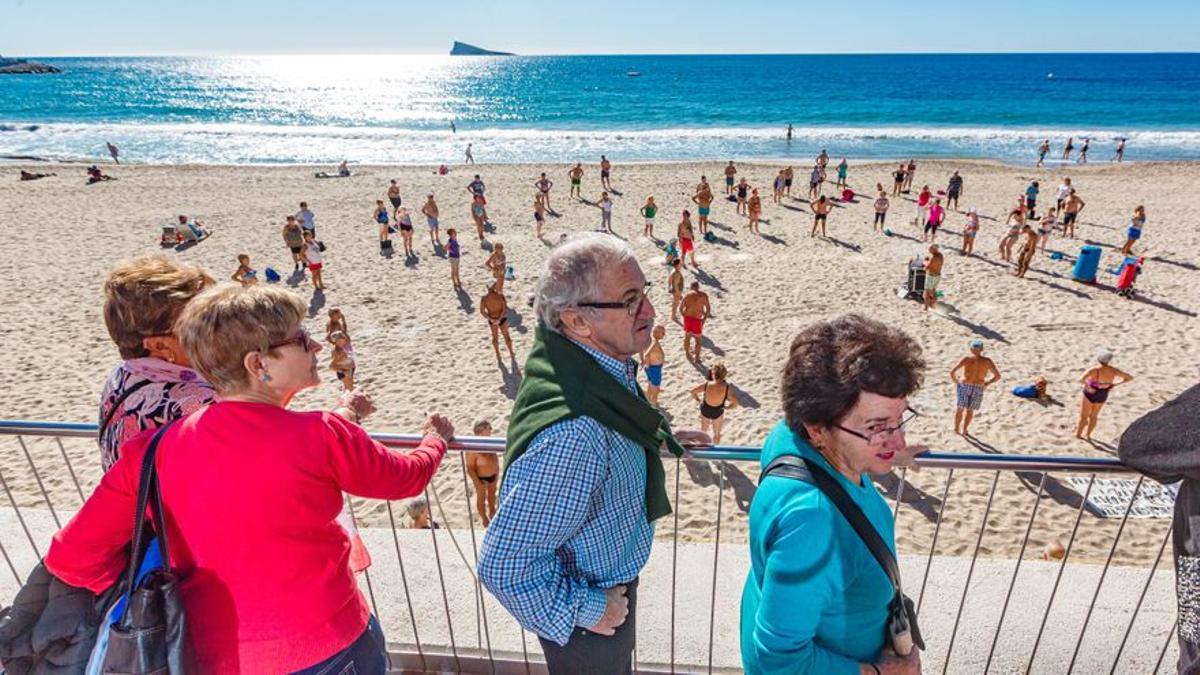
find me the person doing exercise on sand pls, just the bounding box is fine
[1075,349,1133,440]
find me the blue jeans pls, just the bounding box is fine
[292,615,387,675]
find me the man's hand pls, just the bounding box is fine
[587,585,629,636]
[673,430,713,448]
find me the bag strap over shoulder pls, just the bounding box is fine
[761,454,904,593]
[122,422,174,603]
[99,380,152,439]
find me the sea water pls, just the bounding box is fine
[1,53,1198,164]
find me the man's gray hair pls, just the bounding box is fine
[535,232,637,332]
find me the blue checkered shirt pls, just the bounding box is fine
[478,340,655,646]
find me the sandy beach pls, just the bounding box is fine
[1,158,1195,566]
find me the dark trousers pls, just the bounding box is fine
[292,615,387,675]
[539,579,638,675]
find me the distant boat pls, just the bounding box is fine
[626,71,641,77]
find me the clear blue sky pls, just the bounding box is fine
[4,0,1198,56]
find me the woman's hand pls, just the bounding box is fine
[336,390,376,422]
[893,444,929,472]
[422,414,455,442]
[674,429,713,448]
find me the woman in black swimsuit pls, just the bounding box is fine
[690,363,740,444]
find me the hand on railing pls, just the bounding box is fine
[893,444,930,473]
[873,647,922,675]
[673,430,713,456]
[587,585,629,636]
[339,390,376,422]
[421,414,456,444]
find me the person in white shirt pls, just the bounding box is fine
[598,192,614,233]
[301,231,324,290]
[1055,177,1072,213]
[296,202,316,237]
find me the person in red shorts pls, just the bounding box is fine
[677,209,697,268]
[680,281,712,363]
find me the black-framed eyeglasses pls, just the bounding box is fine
[834,407,919,446]
[266,328,313,352]
[577,282,651,317]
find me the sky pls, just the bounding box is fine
[3,0,1198,56]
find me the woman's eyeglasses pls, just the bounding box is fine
[834,407,919,446]
[578,282,651,317]
[266,329,313,352]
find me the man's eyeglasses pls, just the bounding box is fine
[266,329,313,352]
[834,407,919,446]
[577,283,651,317]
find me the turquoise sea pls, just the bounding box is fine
[2,53,1198,164]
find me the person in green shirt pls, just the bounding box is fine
[641,196,658,238]
[742,314,926,675]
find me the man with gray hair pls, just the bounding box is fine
[478,232,708,673]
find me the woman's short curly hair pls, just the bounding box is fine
[103,255,215,360]
[781,314,925,439]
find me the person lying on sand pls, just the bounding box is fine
[20,170,54,181]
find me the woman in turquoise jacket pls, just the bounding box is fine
[741,315,926,675]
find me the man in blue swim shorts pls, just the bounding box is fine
[641,325,667,405]
[950,339,1002,436]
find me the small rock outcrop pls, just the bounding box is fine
[0,57,61,74]
[449,42,513,56]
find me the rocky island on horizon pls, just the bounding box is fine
[0,56,61,74]
[449,41,514,56]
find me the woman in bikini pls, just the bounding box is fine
[1075,349,1134,440]
[961,208,980,256]
[484,243,507,294]
[396,207,415,258]
[690,363,739,444]
[1037,207,1057,253]
[470,193,488,240]
[465,420,500,526]
[1000,202,1024,262]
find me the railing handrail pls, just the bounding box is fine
[0,418,1136,474]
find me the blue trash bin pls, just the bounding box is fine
[1072,245,1102,282]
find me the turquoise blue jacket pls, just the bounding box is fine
[740,420,895,674]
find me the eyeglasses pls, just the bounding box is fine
[834,407,919,446]
[577,283,651,317]
[266,329,313,352]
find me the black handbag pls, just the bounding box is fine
[761,454,925,656]
[102,423,189,673]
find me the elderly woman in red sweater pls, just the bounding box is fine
[45,284,454,673]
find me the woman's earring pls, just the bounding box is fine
[260,372,271,383]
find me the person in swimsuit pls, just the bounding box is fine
[231,254,258,287]
[693,184,714,234]
[772,170,785,205]
[923,244,943,311]
[690,363,739,444]
[1037,208,1056,253]
[464,143,474,165]
[678,210,697,268]
[923,198,944,243]
[1112,138,1126,163]
[465,420,500,526]
[421,194,442,249]
[872,192,889,232]
[326,308,349,343]
[835,158,848,189]
[946,171,964,211]
[600,155,613,191]
[396,207,415,257]
[1014,223,1038,278]
[446,228,462,289]
[747,188,762,234]
[961,208,980,256]
[568,163,584,199]
[810,195,831,237]
[724,161,737,195]
[535,172,553,210]
[892,164,906,196]
[1037,139,1050,167]
[470,193,488,240]
[807,165,822,200]
[374,200,392,249]
[1120,205,1146,256]
[950,339,1002,436]
[387,180,402,216]
[783,166,794,197]
[1061,188,1085,238]
[903,159,917,192]
[534,197,546,238]
[1062,137,1074,162]
[641,196,657,238]
[680,281,711,362]
[816,149,829,169]
[668,258,684,322]
[481,283,517,364]
[1075,349,1134,440]
[736,178,750,215]
[640,325,667,405]
[328,330,356,392]
[485,243,508,293]
[1077,138,1090,164]
[1000,205,1024,262]
[467,174,486,203]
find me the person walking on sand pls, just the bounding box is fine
[748,188,762,234]
[478,233,707,674]
[107,141,120,164]
[422,194,442,248]
[810,195,831,238]
[693,183,714,234]
[282,215,305,272]
[691,363,739,444]
[1037,139,1050,167]
[1000,204,1024,262]
[1077,138,1090,164]
[923,198,945,243]
[465,142,475,164]
[1062,188,1085,238]
[835,158,848,190]
[678,210,697,268]
[923,244,943,311]
[961,208,980,255]
[485,243,508,294]
[1120,205,1146,256]
[1112,138,1126,163]
[1062,136,1074,162]
[668,258,684,323]
[736,177,750,215]
[950,339,1001,436]
[600,155,613,191]
[724,161,737,195]
[946,171,964,211]
[447,228,462,289]
[568,163,584,199]
[681,281,712,363]
[1075,349,1133,440]
[481,283,517,364]
[641,325,667,406]
[873,191,890,232]
[465,420,500,526]
[1014,223,1038,278]
[301,230,324,290]
[640,196,657,237]
[1037,208,1057,253]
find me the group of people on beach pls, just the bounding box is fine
[1036,137,1126,166]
